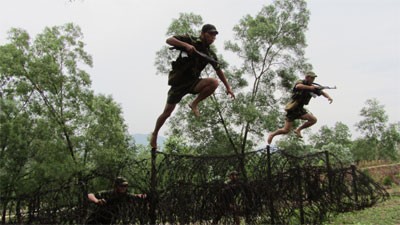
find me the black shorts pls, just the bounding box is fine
[167,78,201,104]
[286,107,308,122]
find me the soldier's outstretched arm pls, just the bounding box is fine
[321,90,333,104]
[215,69,235,99]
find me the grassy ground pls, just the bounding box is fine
[324,186,400,225]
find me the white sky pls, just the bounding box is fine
[1,0,399,141]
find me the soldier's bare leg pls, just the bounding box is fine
[267,120,293,144]
[150,103,176,149]
[294,113,317,138]
[189,78,219,117]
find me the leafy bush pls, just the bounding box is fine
[383,176,393,186]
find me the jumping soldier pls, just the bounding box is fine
[267,71,333,144]
[150,24,235,149]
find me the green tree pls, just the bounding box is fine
[0,23,135,223]
[356,99,388,139]
[84,94,136,178]
[0,98,35,223]
[308,122,353,164]
[155,0,311,156]
[380,122,400,161]
[353,99,399,161]
[309,122,352,149]
[276,134,310,156]
[321,143,353,165]
[1,24,92,221]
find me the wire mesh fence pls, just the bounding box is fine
[1,146,389,224]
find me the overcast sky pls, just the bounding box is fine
[1,0,399,142]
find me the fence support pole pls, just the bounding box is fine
[296,166,304,224]
[150,148,157,224]
[266,145,275,224]
[351,164,359,209]
[324,151,333,200]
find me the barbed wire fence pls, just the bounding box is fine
[1,146,389,224]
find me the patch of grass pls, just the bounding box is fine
[324,195,400,225]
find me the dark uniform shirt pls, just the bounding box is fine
[285,79,322,121]
[86,190,140,225]
[167,35,220,104]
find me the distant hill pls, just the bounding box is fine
[132,133,166,148]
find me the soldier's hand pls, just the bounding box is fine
[184,44,196,54]
[226,88,235,99]
[312,85,321,91]
[96,199,107,205]
[136,194,147,199]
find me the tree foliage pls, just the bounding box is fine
[355,99,388,139]
[308,122,353,164]
[0,23,136,222]
[310,122,352,149]
[352,99,399,161]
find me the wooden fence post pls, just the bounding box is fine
[296,166,304,224]
[351,164,359,209]
[266,145,275,224]
[149,148,158,224]
[324,151,333,200]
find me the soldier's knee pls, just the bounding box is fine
[310,116,317,124]
[281,128,290,134]
[210,78,219,89]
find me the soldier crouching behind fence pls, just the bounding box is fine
[86,177,147,225]
[213,171,242,225]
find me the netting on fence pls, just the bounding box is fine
[1,146,389,224]
[153,147,389,224]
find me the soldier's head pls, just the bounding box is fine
[200,24,218,46]
[114,177,128,193]
[304,71,317,83]
[228,170,239,181]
